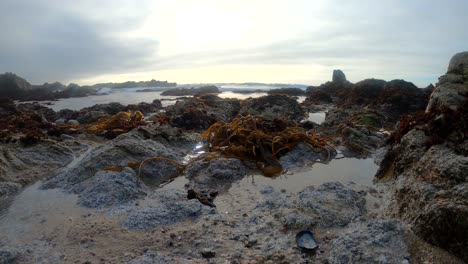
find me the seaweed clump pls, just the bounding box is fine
[200,115,332,176]
[86,111,146,138]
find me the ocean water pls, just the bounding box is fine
[19,88,275,111]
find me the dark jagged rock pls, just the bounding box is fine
[163,95,240,130]
[344,79,386,106]
[125,100,163,115]
[239,94,305,122]
[332,69,347,83]
[161,85,220,96]
[267,87,305,96]
[303,89,333,105]
[0,72,32,100]
[377,52,468,261]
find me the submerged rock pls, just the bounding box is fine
[328,220,409,264]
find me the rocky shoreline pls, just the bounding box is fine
[0,52,467,263]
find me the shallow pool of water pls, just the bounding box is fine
[0,182,89,243]
[305,112,326,124]
[238,157,378,193]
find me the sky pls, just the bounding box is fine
[0,0,467,87]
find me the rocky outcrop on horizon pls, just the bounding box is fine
[160,85,220,96]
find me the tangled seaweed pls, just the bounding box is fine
[199,115,332,176]
[86,111,146,138]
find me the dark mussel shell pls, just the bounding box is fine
[296,230,319,250]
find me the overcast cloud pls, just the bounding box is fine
[0,0,467,86]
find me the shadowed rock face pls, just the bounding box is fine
[239,94,305,122]
[332,69,347,83]
[377,51,468,261]
[0,73,32,100]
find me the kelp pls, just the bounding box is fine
[200,114,332,176]
[86,111,146,138]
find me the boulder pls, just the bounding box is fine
[77,168,147,208]
[447,51,468,76]
[332,69,347,83]
[239,94,305,122]
[0,72,32,100]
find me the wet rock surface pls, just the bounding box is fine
[41,129,187,193]
[328,220,409,264]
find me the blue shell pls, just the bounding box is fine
[296,230,319,250]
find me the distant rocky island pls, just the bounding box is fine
[0,72,177,101]
[161,85,220,96]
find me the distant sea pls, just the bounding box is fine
[20,84,308,112]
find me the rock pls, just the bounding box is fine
[447,51,468,76]
[293,182,366,228]
[426,83,466,113]
[378,52,468,262]
[0,246,19,264]
[42,129,186,193]
[76,111,109,124]
[267,88,305,96]
[0,182,21,197]
[328,220,409,264]
[56,109,78,121]
[125,100,162,115]
[0,140,86,185]
[77,168,147,208]
[200,249,216,258]
[59,134,74,140]
[332,69,347,83]
[66,119,79,125]
[161,85,220,96]
[303,88,333,105]
[123,190,206,230]
[127,251,172,264]
[0,72,32,100]
[279,142,335,170]
[345,79,386,106]
[54,118,66,124]
[239,94,305,122]
[81,102,126,115]
[185,158,247,192]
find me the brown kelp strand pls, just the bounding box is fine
[200,114,333,176]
